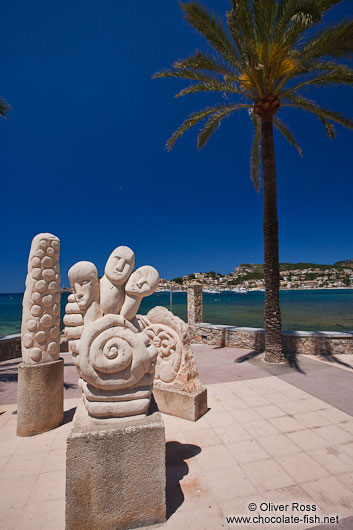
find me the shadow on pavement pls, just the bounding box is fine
[166,441,201,518]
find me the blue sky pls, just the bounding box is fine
[1,0,353,292]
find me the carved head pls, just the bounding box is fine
[125,265,160,297]
[104,246,135,286]
[68,261,99,311]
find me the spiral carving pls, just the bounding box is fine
[79,314,157,391]
[144,324,182,384]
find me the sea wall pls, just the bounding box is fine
[189,323,353,355]
[0,334,69,362]
[0,334,22,362]
[1,326,352,362]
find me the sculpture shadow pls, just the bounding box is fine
[165,441,201,518]
[64,382,77,390]
[63,407,76,425]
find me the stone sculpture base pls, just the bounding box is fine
[66,402,166,530]
[17,358,64,437]
[153,385,208,422]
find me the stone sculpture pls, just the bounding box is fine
[139,306,207,421]
[66,247,166,529]
[65,246,160,420]
[100,245,135,315]
[21,233,61,364]
[18,233,64,436]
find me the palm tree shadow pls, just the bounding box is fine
[165,441,201,518]
[235,350,262,363]
[283,350,305,374]
[312,334,353,370]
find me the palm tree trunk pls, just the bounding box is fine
[261,117,285,363]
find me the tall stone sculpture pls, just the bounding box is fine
[17,233,64,436]
[140,306,208,421]
[65,246,166,530]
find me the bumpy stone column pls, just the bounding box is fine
[17,233,64,437]
[187,282,203,325]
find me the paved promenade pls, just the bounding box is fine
[1,345,353,529]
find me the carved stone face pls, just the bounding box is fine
[104,246,135,286]
[68,261,99,311]
[125,266,160,297]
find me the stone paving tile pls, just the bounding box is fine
[0,474,37,509]
[28,469,66,504]
[0,506,23,530]
[16,498,65,530]
[309,446,353,475]
[287,429,330,451]
[229,407,262,424]
[0,452,46,479]
[269,415,306,434]
[195,444,237,472]
[204,465,256,503]
[293,411,331,429]
[276,453,330,483]
[313,425,353,445]
[242,458,296,492]
[255,404,285,419]
[239,395,271,408]
[244,419,279,438]
[214,423,251,444]
[170,504,225,530]
[205,410,236,428]
[278,400,308,415]
[258,433,302,457]
[226,439,268,465]
[301,476,353,518]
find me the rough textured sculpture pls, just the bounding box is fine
[140,306,202,392]
[21,233,61,364]
[139,306,208,421]
[18,233,63,436]
[65,246,160,421]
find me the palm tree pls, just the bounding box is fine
[0,96,10,119]
[153,0,353,363]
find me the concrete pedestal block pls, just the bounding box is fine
[17,358,64,437]
[153,385,208,422]
[66,403,166,530]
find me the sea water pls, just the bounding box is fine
[0,289,352,337]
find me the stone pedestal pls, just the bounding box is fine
[17,358,64,437]
[66,403,166,530]
[153,385,208,422]
[187,283,203,325]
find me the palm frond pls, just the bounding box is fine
[0,97,11,119]
[283,93,353,131]
[180,2,241,69]
[165,103,250,151]
[319,116,336,138]
[249,110,261,192]
[175,80,253,99]
[275,0,324,43]
[152,67,218,82]
[280,67,353,96]
[300,20,353,61]
[197,107,237,149]
[274,116,303,156]
[173,50,233,75]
